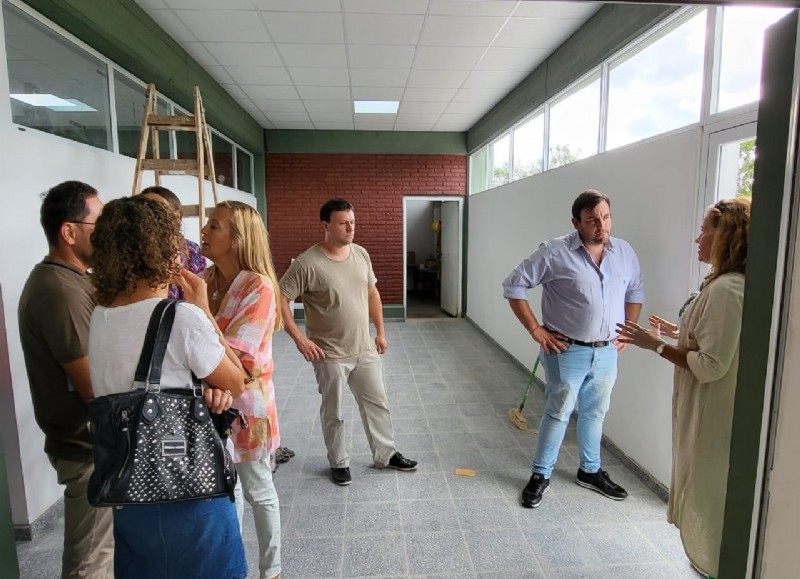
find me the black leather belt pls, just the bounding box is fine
[565,337,610,348]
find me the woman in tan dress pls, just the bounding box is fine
[617,197,750,578]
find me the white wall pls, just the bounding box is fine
[466,127,702,485]
[0,123,254,526]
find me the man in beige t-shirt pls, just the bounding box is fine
[280,198,418,486]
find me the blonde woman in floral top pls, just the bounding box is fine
[200,200,282,579]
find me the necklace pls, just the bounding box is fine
[211,272,237,301]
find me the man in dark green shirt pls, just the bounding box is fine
[18,181,112,579]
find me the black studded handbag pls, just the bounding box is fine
[87,299,237,506]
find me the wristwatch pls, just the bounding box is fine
[655,341,667,356]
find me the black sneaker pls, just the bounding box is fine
[575,468,628,500]
[387,452,418,471]
[521,473,550,508]
[331,467,352,486]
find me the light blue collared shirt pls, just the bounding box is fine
[502,231,645,342]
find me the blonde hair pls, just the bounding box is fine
[208,200,282,331]
[704,197,751,287]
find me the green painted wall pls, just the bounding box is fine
[21,0,267,208]
[266,130,467,155]
[467,3,678,152]
[0,432,20,579]
[719,12,798,578]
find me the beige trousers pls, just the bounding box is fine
[49,456,114,579]
[313,353,396,468]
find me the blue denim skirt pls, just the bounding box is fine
[113,497,247,579]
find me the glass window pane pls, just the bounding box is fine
[607,11,706,150]
[236,148,253,193]
[717,137,756,200]
[490,134,510,188]
[717,7,793,113]
[114,73,170,159]
[469,148,487,194]
[548,77,600,169]
[512,114,544,180]
[175,107,197,160]
[211,133,233,187]
[4,3,112,149]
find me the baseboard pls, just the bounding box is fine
[14,497,63,542]
[465,316,669,502]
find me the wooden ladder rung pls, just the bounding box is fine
[182,205,214,218]
[147,115,196,129]
[141,158,199,172]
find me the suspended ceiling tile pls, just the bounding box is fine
[204,65,235,84]
[263,12,345,43]
[343,0,428,14]
[396,113,442,124]
[403,87,458,102]
[354,116,396,130]
[264,111,311,122]
[136,0,167,8]
[181,42,217,66]
[243,85,299,100]
[348,45,415,69]
[399,101,448,115]
[254,0,341,11]
[226,66,293,85]
[445,100,486,114]
[289,67,350,86]
[406,69,470,89]
[202,42,283,67]
[297,85,351,100]
[270,120,316,129]
[345,14,424,45]
[428,0,516,17]
[413,46,484,70]
[163,0,254,8]
[304,100,353,113]
[419,16,506,47]
[452,87,508,103]
[393,122,434,131]
[476,47,549,71]
[277,43,348,68]
[494,17,584,49]
[349,68,410,88]
[463,69,529,89]
[351,86,404,100]
[144,10,196,42]
[220,84,250,100]
[174,10,269,42]
[512,1,601,19]
[308,111,353,123]
[253,99,308,112]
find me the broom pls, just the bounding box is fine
[508,357,541,430]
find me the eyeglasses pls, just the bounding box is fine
[68,221,96,226]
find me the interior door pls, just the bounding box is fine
[439,200,461,317]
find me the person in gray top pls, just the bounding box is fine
[279,198,418,486]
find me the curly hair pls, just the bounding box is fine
[704,197,751,287]
[91,197,183,306]
[206,201,282,331]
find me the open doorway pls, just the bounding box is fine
[403,196,463,319]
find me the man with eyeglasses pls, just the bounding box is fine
[18,181,113,579]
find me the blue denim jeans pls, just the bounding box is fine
[113,497,247,579]
[532,344,618,478]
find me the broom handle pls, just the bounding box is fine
[518,356,542,411]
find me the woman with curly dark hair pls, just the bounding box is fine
[88,196,250,579]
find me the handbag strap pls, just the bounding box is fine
[133,299,177,387]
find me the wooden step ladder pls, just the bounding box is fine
[131,83,218,235]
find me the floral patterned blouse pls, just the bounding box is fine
[209,268,280,463]
[169,239,206,300]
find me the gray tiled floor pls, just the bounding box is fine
[16,320,703,579]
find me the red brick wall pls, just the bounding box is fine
[266,153,467,303]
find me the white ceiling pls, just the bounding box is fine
[135,0,602,131]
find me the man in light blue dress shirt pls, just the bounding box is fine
[503,190,644,509]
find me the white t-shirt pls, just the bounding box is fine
[89,298,224,397]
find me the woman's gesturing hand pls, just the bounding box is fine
[178,270,210,312]
[616,320,664,351]
[648,315,679,339]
